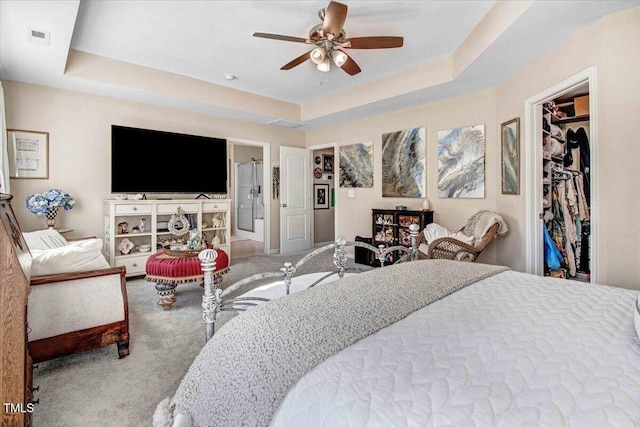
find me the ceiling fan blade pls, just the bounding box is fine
[281,51,313,70]
[343,36,404,49]
[337,50,361,75]
[322,1,348,40]
[253,32,310,44]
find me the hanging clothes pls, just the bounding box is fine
[575,127,591,204]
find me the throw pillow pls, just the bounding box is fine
[30,238,110,276]
[23,229,68,251]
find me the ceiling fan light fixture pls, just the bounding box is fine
[310,47,326,64]
[331,50,348,67]
[317,57,331,72]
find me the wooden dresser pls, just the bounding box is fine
[1,194,33,426]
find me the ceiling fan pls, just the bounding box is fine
[253,1,403,76]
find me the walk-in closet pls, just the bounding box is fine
[542,84,591,281]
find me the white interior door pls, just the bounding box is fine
[280,146,311,254]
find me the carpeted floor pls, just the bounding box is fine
[32,247,367,426]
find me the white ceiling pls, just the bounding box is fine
[1,0,639,130]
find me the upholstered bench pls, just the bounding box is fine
[145,249,229,310]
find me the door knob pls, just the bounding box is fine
[282,204,287,207]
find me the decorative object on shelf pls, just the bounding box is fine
[272,165,280,199]
[339,142,373,188]
[314,167,323,179]
[322,154,334,173]
[26,188,75,229]
[422,198,430,211]
[438,124,485,199]
[212,235,221,246]
[7,129,49,179]
[117,221,129,234]
[132,226,140,233]
[201,223,208,229]
[168,207,190,236]
[501,117,520,195]
[212,218,224,228]
[395,205,407,211]
[118,238,134,255]
[382,127,426,198]
[139,218,146,232]
[187,230,206,251]
[314,155,321,165]
[127,193,145,200]
[113,194,128,200]
[137,244,152,252]
[314,184,329,210]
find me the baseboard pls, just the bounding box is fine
[314,241,333,247]
[269,249,280,255]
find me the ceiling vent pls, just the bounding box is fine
[267,119,305,128]
[28,28,50,46]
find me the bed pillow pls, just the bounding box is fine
[30,238,110,276]
[635,294,640,343]
[23,228,69,251]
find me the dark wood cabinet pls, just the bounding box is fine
[371,209,433,264]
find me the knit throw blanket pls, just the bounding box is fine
[155,260,509,427]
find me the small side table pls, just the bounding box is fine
[145,249,229,310]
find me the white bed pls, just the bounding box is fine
[155,252,640,427]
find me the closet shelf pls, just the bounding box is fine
[551,113,590,124]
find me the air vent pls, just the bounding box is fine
[28,28,50,46]
[267,119,305,128]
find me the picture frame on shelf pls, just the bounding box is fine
[501,117,520,195]
[7,129,49,179]
[322,154,334,173]
[314,184,329,210]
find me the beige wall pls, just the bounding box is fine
[3,81,305,251]
[307,6,640,288]
[494,6,640,288]
[307,88,499,264]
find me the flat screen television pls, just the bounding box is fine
[111,125,227,194]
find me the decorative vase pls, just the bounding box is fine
[422,198,430,211]
[45,206,59,228]
[212,235,221,246]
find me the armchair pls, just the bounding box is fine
[416,210,507,262]
[23,229,130,363]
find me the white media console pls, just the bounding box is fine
[103,199,231,277]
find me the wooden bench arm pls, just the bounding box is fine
[30,266,126,286]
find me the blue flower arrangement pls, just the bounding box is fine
[26,189,75,216]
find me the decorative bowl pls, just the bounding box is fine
[137,244,152,252]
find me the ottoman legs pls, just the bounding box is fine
[155,283,178,310]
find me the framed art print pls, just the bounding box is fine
[314,184,329,209]
[322,154,334,173]
[501,118,520,195]
[7,129,49,179]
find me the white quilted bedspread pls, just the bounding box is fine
[271,271,640,427]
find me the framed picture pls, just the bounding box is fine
[314,184,329,209]
[7,129,49,179]
[322,154,334,173]
[501,117,520,195]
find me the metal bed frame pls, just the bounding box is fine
[197,224,421,341]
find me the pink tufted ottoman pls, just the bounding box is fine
[145,249,229,310]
